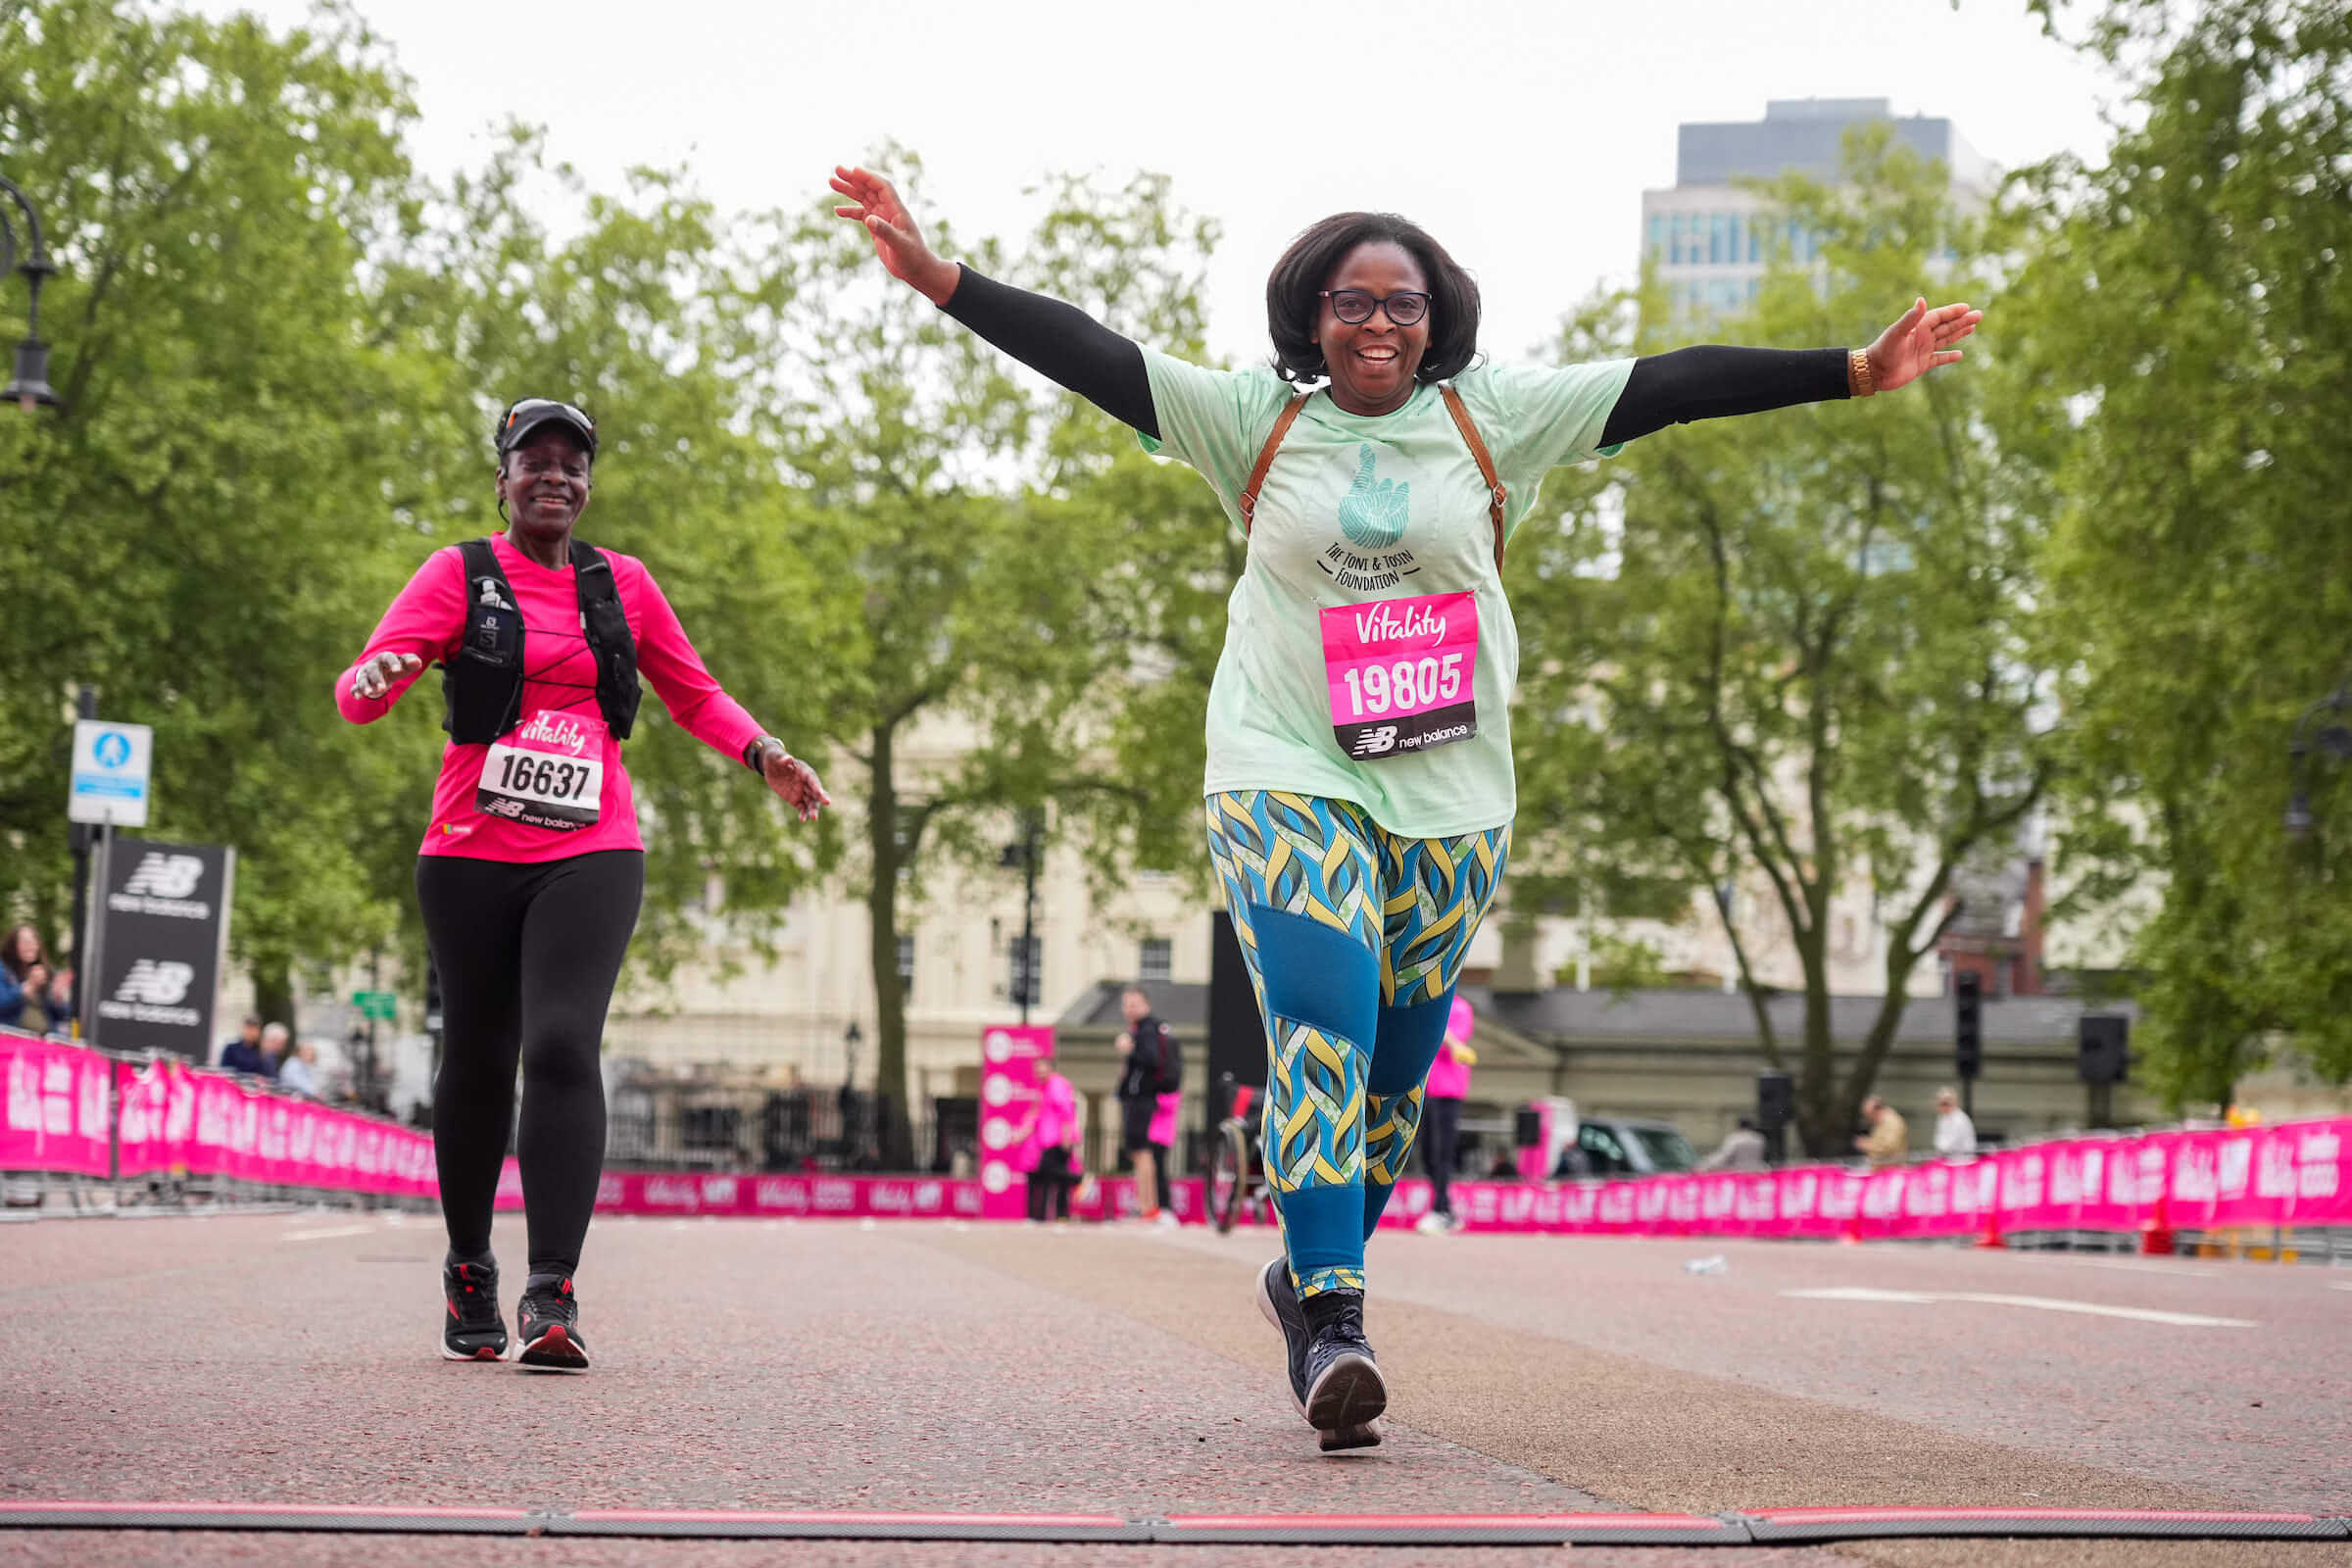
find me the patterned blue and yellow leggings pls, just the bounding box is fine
[1203,791,1509,1299]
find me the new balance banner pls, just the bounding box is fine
[90,837,235,1059]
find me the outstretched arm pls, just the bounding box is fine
[1600,298,1982,448]
[830,166,1158,439]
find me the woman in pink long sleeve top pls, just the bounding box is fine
[338,398,829,1370]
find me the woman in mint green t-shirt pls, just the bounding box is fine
[832,164,1979,1452]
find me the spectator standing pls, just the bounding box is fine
[1699,1117,1769,1172]
[278,1041,321,1098]
[1017,1048,1081,1224]
[219,1015,270,1077]
[1114,984,1181,1224]
[1414,997,1477,1235]
[0,926,56,1035]
[257,1023,288,1081]
[1855,1096,1908,1166]
[1933,1087,1978,1155]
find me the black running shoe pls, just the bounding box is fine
[514,1273,589,1371]
[1301,1293,1387,1451]
[441,1258,508,1362]
[1254,1257,1312,1413]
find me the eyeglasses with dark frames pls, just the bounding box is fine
[1320,289,1432,326]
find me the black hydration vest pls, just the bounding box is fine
[441,537,643,745]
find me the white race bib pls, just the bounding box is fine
[477,710,605,831]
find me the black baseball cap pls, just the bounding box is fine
[495,398,598,461]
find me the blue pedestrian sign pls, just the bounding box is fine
[70,719,154,827]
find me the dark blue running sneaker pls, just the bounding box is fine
[515,1273,589,1371]
[441,1258,507,1362]
[1255,1258,1382,1450]
[1301,1291,1386,1451]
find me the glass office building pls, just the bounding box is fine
[1641,99,1994,318]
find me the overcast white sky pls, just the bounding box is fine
[209,0,2126,364]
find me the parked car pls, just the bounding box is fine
[1560,1116,1699,1177]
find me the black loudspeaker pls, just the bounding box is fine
[1514,1106,1544,1150]
[1755,1070,1794,1129]
[2078,1014,2131,1085]
[1206,910,1266,1095]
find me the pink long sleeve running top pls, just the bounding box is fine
[336,533,766,862]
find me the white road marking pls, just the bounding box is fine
[2030,1255,2218,1279]
[1783,1286,2254,1328]
[281,1225,374,1242]
[2330,1282,2352,1293]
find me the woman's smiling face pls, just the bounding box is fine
[1316,241,1430,416]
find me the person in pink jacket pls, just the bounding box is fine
[1414,997,1477,1236]
[1016,1050,1082,1224]
[338,398,829,1370]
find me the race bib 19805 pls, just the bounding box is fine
[477,710,605,830]
[1319,591,1478,760]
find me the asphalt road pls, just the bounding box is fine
[1,1210,2344,1567]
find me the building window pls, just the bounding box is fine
[1139,938,1172,985]
[1709,213,1727,265]
[1647,212,1664,259]
[896,933,914,998]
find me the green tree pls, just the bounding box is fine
[755,164,1219,1164]
[0,0,432,1024]
[1511,132,2053,1154]
[2011,0,2352,1105]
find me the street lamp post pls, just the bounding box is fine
[999,808,1044,1025]
[2282,679,2352,844]
[0,172,61,413]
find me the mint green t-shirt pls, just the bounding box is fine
[1142,352,1635,839]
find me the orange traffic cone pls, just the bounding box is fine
[1976,1202,2006,1250]
[2139,1194,2176,1256]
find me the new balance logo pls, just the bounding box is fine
[114,960,195,1005]
[122,853,204,900]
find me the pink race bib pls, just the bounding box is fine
[1319,592,1478,760]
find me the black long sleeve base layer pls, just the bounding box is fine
[416,850,644,1277]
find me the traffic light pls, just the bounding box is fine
[2078,1014,2131,1085]
[1954,970,1984,1081]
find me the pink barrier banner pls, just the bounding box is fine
[13,1025,2346,1240]
[3,1031,435,1197]
[586,1170,986,1220]
[0,1032,114,1177]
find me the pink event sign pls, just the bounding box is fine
[977,1024,1056,1220]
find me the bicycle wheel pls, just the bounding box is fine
[1209,1120,1248,1234]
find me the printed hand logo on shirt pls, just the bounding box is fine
[1338,444,1409,550]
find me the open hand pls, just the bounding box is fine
[1866,298,1983,394]
[830,166,959,307]
[760,747,831,823]
[351,652,424,701]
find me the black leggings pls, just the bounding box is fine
[1026,1150,1076,1222]
[416,851,643,1277]
[1422,1096,1463,1217]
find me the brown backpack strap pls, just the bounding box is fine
[1237,393,1311,531]
[1440,384,1509,574]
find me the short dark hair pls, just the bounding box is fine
[1264,212,1482,386]
[1122,983,1152,1004]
